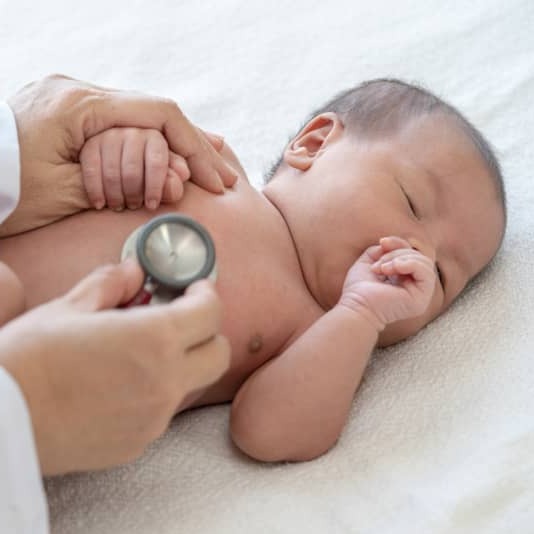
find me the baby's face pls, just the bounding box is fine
[265,114,505,346]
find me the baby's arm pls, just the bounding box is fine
[231,236,436,462]
[0,262,25,326]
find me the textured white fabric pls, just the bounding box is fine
[0,368,48,534]
[0,1,533,533]
[0,101,20,222]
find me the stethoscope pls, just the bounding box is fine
[120,214,216,307]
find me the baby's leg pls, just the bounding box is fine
[0,262,25,326]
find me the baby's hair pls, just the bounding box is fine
[265,78,506,225]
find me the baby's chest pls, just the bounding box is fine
[215,255,318,391]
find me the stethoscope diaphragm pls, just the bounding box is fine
[120,213,216,306]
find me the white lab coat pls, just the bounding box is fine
[0,101,49,534]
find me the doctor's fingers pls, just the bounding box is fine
[181,334,231,393]
[154,280,225,351]
[63,261,145,312]
[199,129,225,153]
[70,85,237,192]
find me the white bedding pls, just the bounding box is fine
[1,1,533,532]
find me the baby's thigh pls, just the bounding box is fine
[0,262,25,325]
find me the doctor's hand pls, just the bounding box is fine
[0,73,237,237]
[0,261,230,476]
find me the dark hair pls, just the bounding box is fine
[265,78,506,225]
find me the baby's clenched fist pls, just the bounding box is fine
[80,127,192,211]
[339,236,437,331]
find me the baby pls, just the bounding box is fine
[0,79,506,462]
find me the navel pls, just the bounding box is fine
[247,333,263,354]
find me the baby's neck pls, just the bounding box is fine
[260,185,318,307]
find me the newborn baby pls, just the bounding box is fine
[0,79,506,462]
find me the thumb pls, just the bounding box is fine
[63,259,145,312]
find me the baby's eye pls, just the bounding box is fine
[405,192,417,217]
[399,182,418,218]
[436,264,445,290]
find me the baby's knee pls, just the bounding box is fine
[0,262,25,326]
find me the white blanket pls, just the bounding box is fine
[1,1,533,532]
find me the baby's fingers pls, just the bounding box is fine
[162,169,184,204]
[161,152,191,204]
[144,130,170,210]
[121,129,146,209]
[80,137,105,209]
[169,152,191,182]
[372,246,434,269]
[379,255,433,279]
[363,244,385,263]
[360,237,411,265]
[100,131,125,210]
[379,236,412,252]
[377,255,437,301]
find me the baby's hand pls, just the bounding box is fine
[80,127,196,211]
[339,236,436,331]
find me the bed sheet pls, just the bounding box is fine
[0,1,533,532]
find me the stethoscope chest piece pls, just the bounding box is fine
[121,213,216,306]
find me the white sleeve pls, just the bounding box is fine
[0,100,21,224]
[0,102,48,532]
[0,367,49,534]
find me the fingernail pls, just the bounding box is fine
[95,200,105,210]
[112,205,124,212]
[147,200,158,210]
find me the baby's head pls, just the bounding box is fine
[263,79,506,346]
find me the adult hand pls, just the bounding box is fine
[0,74,238,237]
[0,261,230,475]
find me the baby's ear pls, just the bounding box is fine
[283,112,344,171]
